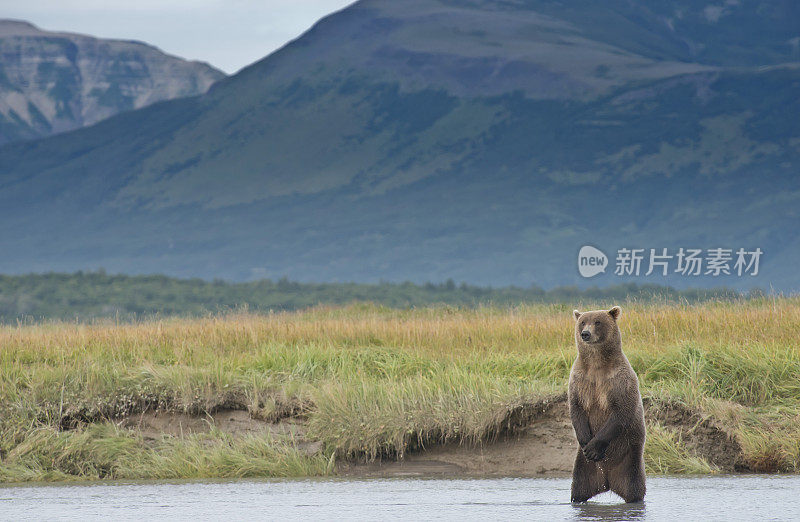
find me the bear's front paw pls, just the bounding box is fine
[582,439,607,461]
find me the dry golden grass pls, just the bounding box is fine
[3,298,795,357]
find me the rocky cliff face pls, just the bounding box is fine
[0,19,224,144]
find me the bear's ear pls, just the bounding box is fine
[608,306,621,320]
[573,310,581,321]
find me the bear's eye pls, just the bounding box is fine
[579,322,585,329]
[594,321,601,327]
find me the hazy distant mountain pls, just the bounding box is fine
[0,20,224,144]
[0,0,798,290]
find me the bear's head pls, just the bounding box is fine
[572,306,622,355]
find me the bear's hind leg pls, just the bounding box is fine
[609,454,646,503]
[571,450,608,502]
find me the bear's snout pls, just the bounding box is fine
[580,330,591,342]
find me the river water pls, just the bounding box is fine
[1,475,798,521]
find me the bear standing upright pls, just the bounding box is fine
[568,306,646,503]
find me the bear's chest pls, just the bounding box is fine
[576,369,614,412]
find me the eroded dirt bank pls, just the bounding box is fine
[115,395,744,478]
[340,396,745,477]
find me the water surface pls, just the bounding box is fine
[1,475,797,521]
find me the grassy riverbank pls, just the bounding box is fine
[1,300,799,482]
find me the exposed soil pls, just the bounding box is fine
[644,398,746,472]
[117,396,744,477]
[121,409,299,439]
[120,409,322,456]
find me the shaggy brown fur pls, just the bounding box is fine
[568,306,646,503]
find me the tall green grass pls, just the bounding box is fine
[307,374,559,459]
[0,423,333,482]
[644,423,717,475]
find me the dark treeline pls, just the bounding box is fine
[0,271,752,322]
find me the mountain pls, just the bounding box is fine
[0,0,798,290]
[0,19,224,144]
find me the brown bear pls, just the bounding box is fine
[568,306,646,503]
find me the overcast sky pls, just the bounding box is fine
[2,0,356,74]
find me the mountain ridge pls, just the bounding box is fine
[0,19,219,68]
[0,19,225,144]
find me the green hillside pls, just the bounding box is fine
[0,0,797,289]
